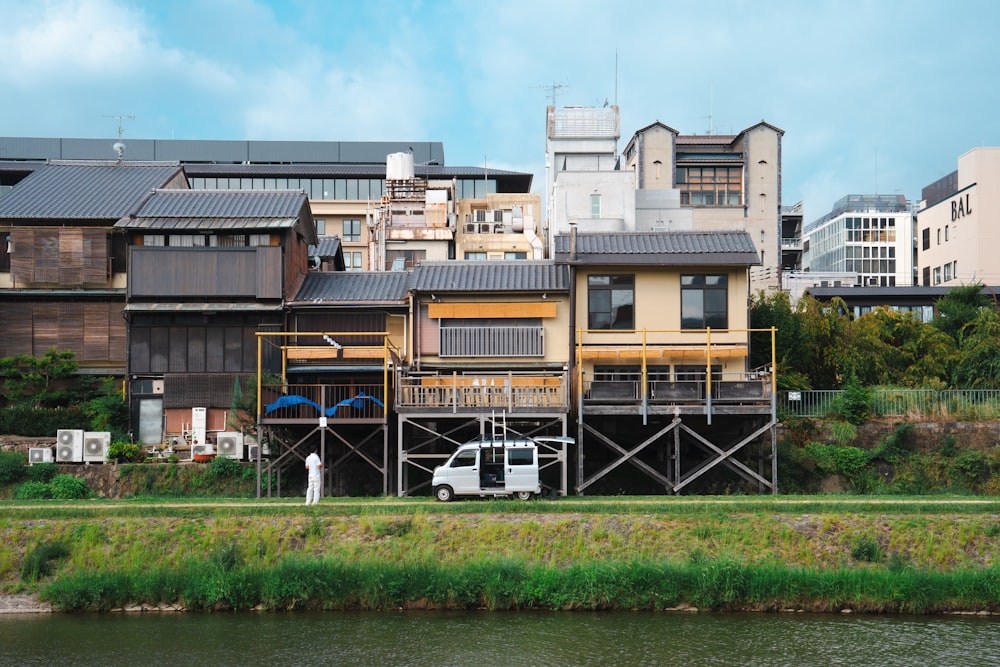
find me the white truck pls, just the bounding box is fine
[431,436,572,501]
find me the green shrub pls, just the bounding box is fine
[208,455,243,480]
[15,481,53,500]
[108,441,141,463]
[850,536,885,563]
[0,450,26,484]
[834,377,871,425]
[874,423,916,462]
[21,540,70,582]
[0,406,87,437]
[948,450,988,490]
[829,420,857,446]
[49,474,89,499]
[25,461,57,483]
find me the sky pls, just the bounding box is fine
[2,0,999,222]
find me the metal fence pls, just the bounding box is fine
[779,389,1000,420]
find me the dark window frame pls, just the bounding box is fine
[587,274,635,330]
[681,274,729,330]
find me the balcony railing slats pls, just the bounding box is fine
[440,326,543,357]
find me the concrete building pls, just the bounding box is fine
[623,121,784,290]
[544,105,636,252]
[917,147,1000,287]
[802,194,915,288]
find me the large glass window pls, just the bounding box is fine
[681,274,728,329]
[677,166,742,206]
[588,275,634,330]
[590,194,602,218]
[343,219,361,242]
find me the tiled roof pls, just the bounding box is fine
[0,161,182,220]
[129,189,307,218]
[310,236,342,257]
[410,261,569,293]
[291,271,410,304]
[114,189,314,243]
[553,231,761,266]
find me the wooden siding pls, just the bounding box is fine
[428,302,557,319]
[0,300,124,363]
[129,324,263,374]
[127,246,283,299]
[10,227,109,286]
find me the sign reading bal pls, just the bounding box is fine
[951,193,972,222]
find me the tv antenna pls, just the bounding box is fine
[106,114,134,160]
[533,81,568,106]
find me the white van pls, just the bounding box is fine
[432,436,570,501]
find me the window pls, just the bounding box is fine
[314,219,326,236]
[937,229,941,245]
[450,451,477,468]
[944,262,952,282]
[681,274,728,329]
[922,266,931,286]
[508,449,534,466]
[922,228,930,250]
[588,275,634,330]
[464,251,487,260]
[343,219,361,242]
[385,249,425,270]
[933,267,942,285]
[945,225,949,242]
[504,251,527,260]
[677,166,742,206]
[590,193,601,219]
[346,251,363,271]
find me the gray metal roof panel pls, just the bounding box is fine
[131,189,308,218]
[410,261,569,293]
[0,161,183,220]
[183,163,529,178]
[291,271,410,304]
[310,236,342,257]
[116,216,299,231]
[553,231,761,266]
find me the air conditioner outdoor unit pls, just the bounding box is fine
[217,432,244,460]
[83,431,111,463]
[55,429,84,463]
[192,444,212,457]
[29,447,53,464]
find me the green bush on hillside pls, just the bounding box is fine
[0,450,26,484]
[48,474,88,499]
[25,461,57,483]
[15,481,53,500]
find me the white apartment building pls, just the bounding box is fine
[802,194,915,287]
[545,105,636,252]
[917,147,1000,287]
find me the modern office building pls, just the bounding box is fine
[802,194,915,287]
[917,147,1000,287]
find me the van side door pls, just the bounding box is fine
[504,446,538,492]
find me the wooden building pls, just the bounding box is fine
[115,188,317,447]
[554,229,778,494]
[0,161,186,374]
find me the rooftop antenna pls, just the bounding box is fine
[107,114,134,161]
[703,86,714,134]
[533,81,568,106]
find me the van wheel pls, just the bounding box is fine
[515,491,533,501]
[434,485,454,502]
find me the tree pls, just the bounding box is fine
[952,307,1000,388]
[0,349,79,408]
[750,291,810,388]
[932,283,991,345]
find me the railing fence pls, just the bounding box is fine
[779,389,1000,420]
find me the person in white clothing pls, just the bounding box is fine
[304,448,323,505]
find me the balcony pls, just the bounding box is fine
[396,371,568,413]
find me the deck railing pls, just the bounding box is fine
[396,371,568,411]
[259,383,386,421]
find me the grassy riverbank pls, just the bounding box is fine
[4,496,1000,614]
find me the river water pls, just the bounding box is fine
[2,609,998,666]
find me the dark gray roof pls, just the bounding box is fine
[184,163,530,178]
[291,271,410,304]
[553,231,761,266]
[310,235,342,257]
[114,189,316,243]
[410,261,569,293]
[0,161,182,220]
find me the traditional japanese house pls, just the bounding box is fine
[554,229,778,494]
